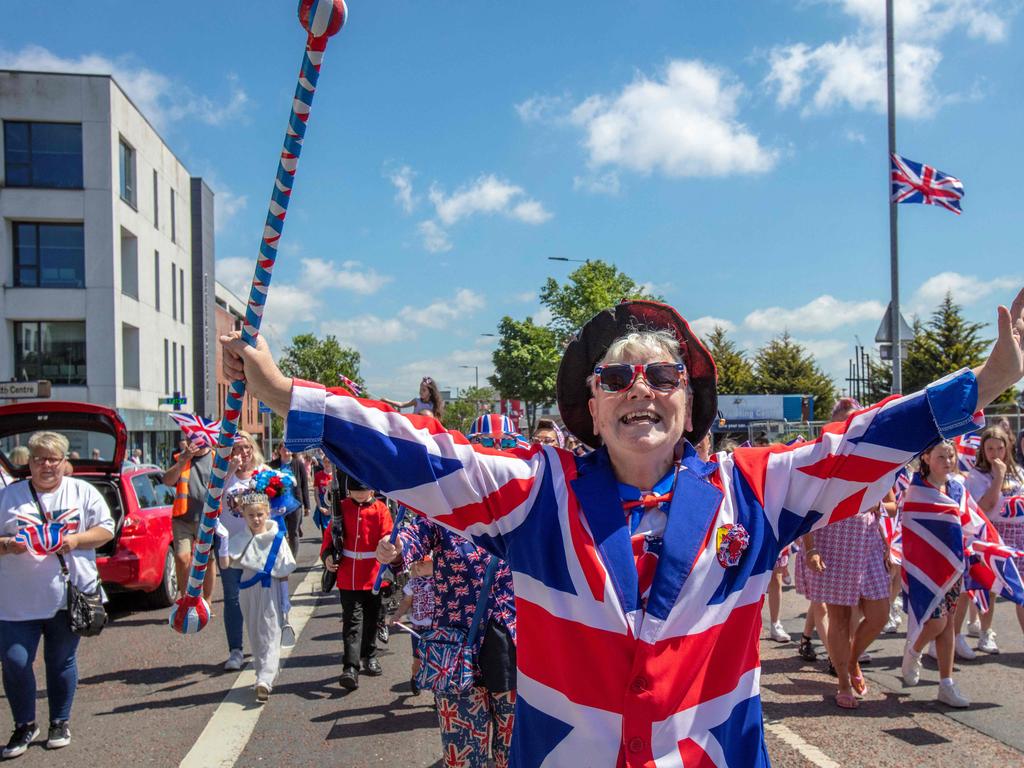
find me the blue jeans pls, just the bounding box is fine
[218,565,244,653]
[0,612,80,725]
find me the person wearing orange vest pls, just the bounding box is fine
[321,476,393,690]
[163,437,215,601]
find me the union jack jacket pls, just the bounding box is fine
[285,369,980,767]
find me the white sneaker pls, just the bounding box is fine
[902,642,923,686]
[255,683,271,702]
[954,634,977,661]
[924,641,937,660]
[769,622,791,643]
[937,680,970,708]
[977,628,1000,654]
[224,648,244,671]
[882,616,899,634]
[966,619,981,637]
[281,623,296,648]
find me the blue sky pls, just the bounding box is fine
[3,0,1021,399]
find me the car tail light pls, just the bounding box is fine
[122,516,140,534]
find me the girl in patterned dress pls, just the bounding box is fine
[965,426,1024,651]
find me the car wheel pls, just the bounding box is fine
[146,547,178,609]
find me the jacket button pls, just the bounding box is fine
[628,737,645,753]
[630,676,648,693]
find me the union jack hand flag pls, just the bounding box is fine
[954,432,981,472]
[968,540,1024,607]
[891,153,965,215]
[337,374,363,397]
[168,412,221,447]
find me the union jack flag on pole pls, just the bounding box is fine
[168,412,221,447]
[891,153,965,215]
[337,374,363,396]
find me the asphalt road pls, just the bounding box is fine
[2,536,1022,768]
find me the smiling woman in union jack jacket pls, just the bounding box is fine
[221,289,1024,768]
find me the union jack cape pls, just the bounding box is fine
[285,368,980,767]
[168,412,221,447]
[890,153,965,215]
[900,474,969,647]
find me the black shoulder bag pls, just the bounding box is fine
[29,482,107,637]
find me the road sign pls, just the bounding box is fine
[0,380,52,399]
[874,302,914,344]
[258,401,273,414]
[159,393,188,407]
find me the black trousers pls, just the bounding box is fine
[338,589,381,668]
[283,509,301,561]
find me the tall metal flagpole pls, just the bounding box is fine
[886,0,902,394]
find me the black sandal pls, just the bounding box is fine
[798,634,817,662]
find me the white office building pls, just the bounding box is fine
[0,69,217,465]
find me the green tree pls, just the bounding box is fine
[903,293,987,393]
[704,325,755,394]
[442,386,497,433]
[489,316,560,433]
[751,332,836,420]
[539,259,661,341]
[278,333,364,391]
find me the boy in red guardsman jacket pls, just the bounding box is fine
[321,476,393,690]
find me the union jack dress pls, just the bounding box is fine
[285,369,981,767]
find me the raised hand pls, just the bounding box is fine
[976,287,1024,409]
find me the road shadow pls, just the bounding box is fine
[79,662,221,687]
[312,696,439,738]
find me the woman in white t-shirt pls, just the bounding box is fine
[0,431,114,758]
[964,425,1024,652]
[217,431,269,672]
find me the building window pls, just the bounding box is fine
[13,223,85,288]
[172,341,178,392]
[153,170,159,228]
[180,344,186,398]
[163,338,169,393]
[178,267,185,322]
[120,228,138,299]
[13,321,87,385]
[3,121,83,189]
[122,323,140,390]
[170,191,176,243]
[171,263,177,321]
[119,138,136,206]
[154,251,161,311]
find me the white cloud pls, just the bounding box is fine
[689,316,737,339]
[400,289,485,329]
[765,0,1014,119]
[261,284,321,348]
[531,307,554,327]
[568,60,777,178]
[514,291,536,303]
[844,128,867,143]
[215,257,254,301]
[573,172,622,195]
[386,164,417,213]
[321,315,406,345]
[910,271,1021,313]
[418,220,452,253]
[744,295,886,333]
[515,93,571,123]
[299,257,392,295]
[428,175,552,226]
[381,345,496,396]
[0,45,249,130]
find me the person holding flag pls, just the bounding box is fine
[163,418,217,603]
[0,431,115,757]
[222,290,1024,767]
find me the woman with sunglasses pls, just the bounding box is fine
[222,292,1024,768]
[381,376,444,421]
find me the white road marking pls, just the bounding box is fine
[179,568,325,768]
[765,720,841,768]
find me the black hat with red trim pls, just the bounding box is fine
[556,300,718,449]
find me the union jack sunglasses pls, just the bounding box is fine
[593,362,686,393]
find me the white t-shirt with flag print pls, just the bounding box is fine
[0,477,115,622]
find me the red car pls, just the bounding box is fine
[0,401,179,607]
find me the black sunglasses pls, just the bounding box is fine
[593,362,686,393]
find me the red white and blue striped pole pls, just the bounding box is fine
[169,0,348,634]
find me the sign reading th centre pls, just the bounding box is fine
[0,381,52,399]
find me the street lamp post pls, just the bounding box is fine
[460,365,479,389]
[547,256,588,263]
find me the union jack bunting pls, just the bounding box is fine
[900,474,967,647]
[891,153,965,215]
[337,373,363,396]
[285,367,981,767]
[168,412,221,447]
